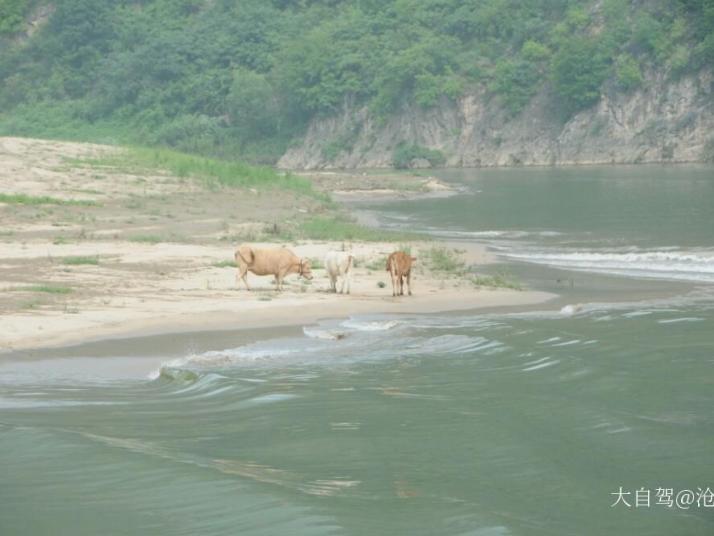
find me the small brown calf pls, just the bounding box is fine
[386,251,416,296]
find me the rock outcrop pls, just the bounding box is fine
[278,69,714,169]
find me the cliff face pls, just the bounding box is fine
[278,69,714,169]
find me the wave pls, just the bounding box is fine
[302,327,348,340]
[657,317,705,324]
[501,248,714,282]
[340,319,401,331]
[420,228,564,240]
[148,314,511,380]
[148,344,303,380]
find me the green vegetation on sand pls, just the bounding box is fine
[62,256,99,265]
[76,147,327,200]
[471,272,523,291]
[297,216,423,242]
[8,284,73,294]
[0,193,97,206]
[423,246,466,275]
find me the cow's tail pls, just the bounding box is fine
[235,245,254,266]
[386,254,392,272]
[347,254,354,272]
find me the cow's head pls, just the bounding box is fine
[298,259,313,280]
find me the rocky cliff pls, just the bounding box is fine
[278,69,714,169]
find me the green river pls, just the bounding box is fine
[1,165,713,535]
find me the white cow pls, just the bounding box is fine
[324,251,354,294]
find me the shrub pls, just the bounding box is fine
[414,71,463,108]
[521,41,550,62]
[0,0,29,35]
[551,37,609,115]
[490,59,541,115]
[392,143,446,169]
[615,54,643,91]
[669,45,691,76]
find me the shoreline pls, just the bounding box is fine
[2,137,532,357]
[0,234,531,355]
[3,138,710,361]
[1,286,557,357]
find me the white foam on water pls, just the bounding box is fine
[551,339,581,347]
[622,310,654,318]
[657,317,705,324]
[149,345,303,379]
[421,228,564,240]
[560,304,584,316]
[302,327,348,340]
[0,397,121,409]
[522,359,560,372]
[340,319,400,331]
[538,337,561,344]
[501,248,714,283]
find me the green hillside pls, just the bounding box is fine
[1,0,712,163]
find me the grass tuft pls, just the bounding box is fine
[471,272,522,290]
[424,246,466,274]
[213,259,237,268]
[62,256,99,265]
[9,284,73,294]
[0,193,98,206]
[127,234,163,244]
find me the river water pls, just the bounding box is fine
[2,165,713,535]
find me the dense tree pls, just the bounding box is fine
[0,0,710,162]
[552,37,610,115]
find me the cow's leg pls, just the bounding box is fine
[330,274,337,293]
[237,264,251,291]
[390,270,398,297]
[399,274,404,296]
[406,270,412,296]
[278,267,291,291]
[342,272,351,294]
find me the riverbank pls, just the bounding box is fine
[0,137,553,354]
[0,236,554,353]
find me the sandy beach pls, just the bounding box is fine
[0,137,555,353]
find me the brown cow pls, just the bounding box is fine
[386,251,416,296]
[235,245,313,291]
